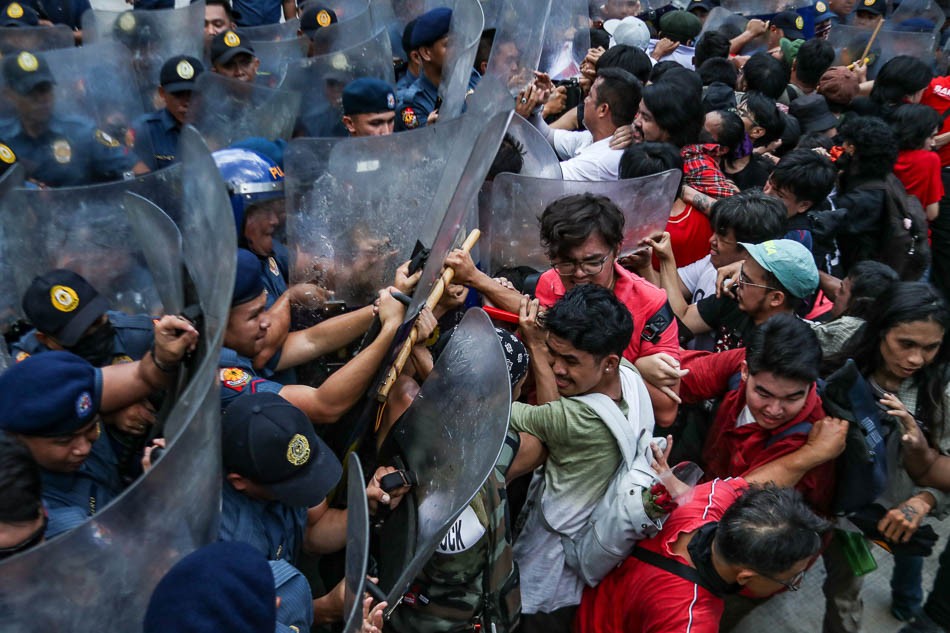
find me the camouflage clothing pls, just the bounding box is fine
[388,431,521,633]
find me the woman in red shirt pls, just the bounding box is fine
[891,103,944,222]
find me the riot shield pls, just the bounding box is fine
[435,0,483,120]
[285,76,511,310]
[308,6,376,55]
[504,113,561,179]
[281,27,394,138]
[483,0,551,95]
[6,42,148,151]
[81,3,204,111]
[721,0,810,14]
[253,36,308,87]
[188,72,302,150]
[376,308,511,609]
[484,169,681,276]
[240,17,301,41]
[343,453,370,633]
[0,24,74,54]
[0,129,234,633]
[699,7,748,44]
[828,23,936,78]
[886,0,945,35]
[540,0,588,80]
[124,192,185,316]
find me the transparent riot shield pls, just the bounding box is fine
[483,0,551,95]
[721,0,810,14]
[308,5,376,55]
[4,42,148,154]
[124,192,186,315]
[281,27,393,138]
[540,0,588,80]
[343,453,370,633]
[0,128,235,633]
[828,23,936,78]
[253,36,308,87]
[699,7,748,43]
[240,17,301,41]
[436,0,483,120]
[484,169,681,277]
[375,308,511,609]
[0,24,74,54]
[81,3,204,111]
[188,72,302,150]
[285,76,511,310]
[504,113,561,179]
[887,0,945,35]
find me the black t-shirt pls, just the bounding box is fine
[696,294,756,352]
[726,155,772,192]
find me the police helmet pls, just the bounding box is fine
[212,147,285,238]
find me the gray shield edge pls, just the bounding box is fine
[437,0,484,121]
[828,23,936,79]
[485,169,680,276]
[0,128,235,633]
[540,0,589,80]
[124,192,186,316]
[483,0,552,96]
[343,452,370,633]
[0,24,74,53]
[253,36,309,87]
[382,307,513,606]
[504,113,562,179]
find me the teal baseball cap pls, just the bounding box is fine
[739,239,819,300]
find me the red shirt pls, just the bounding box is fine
[680,349,835,514]
[894,149,944,208]
[920,76,950,167]
[665,203,713,268]
[535,263,680,363]
[575,478,749,633]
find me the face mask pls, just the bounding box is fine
[68,319,116,366]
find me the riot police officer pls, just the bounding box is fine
[133,55,205,170]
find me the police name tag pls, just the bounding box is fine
[436,505,485,554]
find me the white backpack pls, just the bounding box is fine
[538,364,667,587]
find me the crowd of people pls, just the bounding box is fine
[1,0,950,632]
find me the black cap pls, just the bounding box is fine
[0,2,39,26]
[856,0,885,15]
[22,269,109,347]
[2,50,54,94]
[772,11,806,40]
[210,29,255,65]
[160,55,204,93]
[788,93,839,134]
[687,0,716,12]
[222,392,343,507]
[299,3,337,35]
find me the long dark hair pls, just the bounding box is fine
[831,282,950,443]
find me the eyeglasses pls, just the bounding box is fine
[731,102,761,128]
[735,271,777,293]
[551,254,610,277]
[0,514,47,561]
[760,568,806,592]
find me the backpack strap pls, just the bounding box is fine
[631,546,719,594]
[765,421,814,448]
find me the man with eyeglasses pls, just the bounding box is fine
[576,484,834,633]
[677,239,819,352]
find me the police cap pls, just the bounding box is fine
[3,50,54,95]
[1,2,39,26]
[211,29,256,66]
[221,392,343,507]
[410,6,452,49]
[22,269,109,347]
[0,351,103,437]
[856,0,885,16]
[299,3,337,36]
[772,11,806,40]
[160,55,204,93]
[232,249,266,307]
[342,77,396,115]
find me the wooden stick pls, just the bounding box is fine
[849,16,884,70]
[375,229,481,402]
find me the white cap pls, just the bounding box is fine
[611,17,651,50]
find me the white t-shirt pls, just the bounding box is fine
[678,254,718,351]
[559,136,623,181]
[646,39,696,69]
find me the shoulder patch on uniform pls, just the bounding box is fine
[95,129,120,148]
[0,143,15,165]
[268,256,280,277]
[220,367,251,391]
[52,138,71,164]
[111,354,134,365]
[15,350,30,362]
[401,107,419,129]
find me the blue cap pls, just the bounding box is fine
[410,7,452,48]
[144,542,276,633]
[342,77,397,115]
[0,351,103,437]
[233,248,265,307]
[739,239,819,300]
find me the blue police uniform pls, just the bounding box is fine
[396,69,480,131]
[42,422,124,537]
[38,0,90,30]
[132,108,180,170]
[218,346,285,411]
[258,249,289,310]
[0,114,135,187]
[271,560,315,633]
[11,310,155,364]
[219,479,307,563]
[231,0,282,27]
[395,67,419,98]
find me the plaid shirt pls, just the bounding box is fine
[681,144,739,199]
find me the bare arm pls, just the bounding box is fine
[508,432,548,482]
[276,304,374,371]
[519,296,559,404]
[744,417,848,486]
[445,249,525,313]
